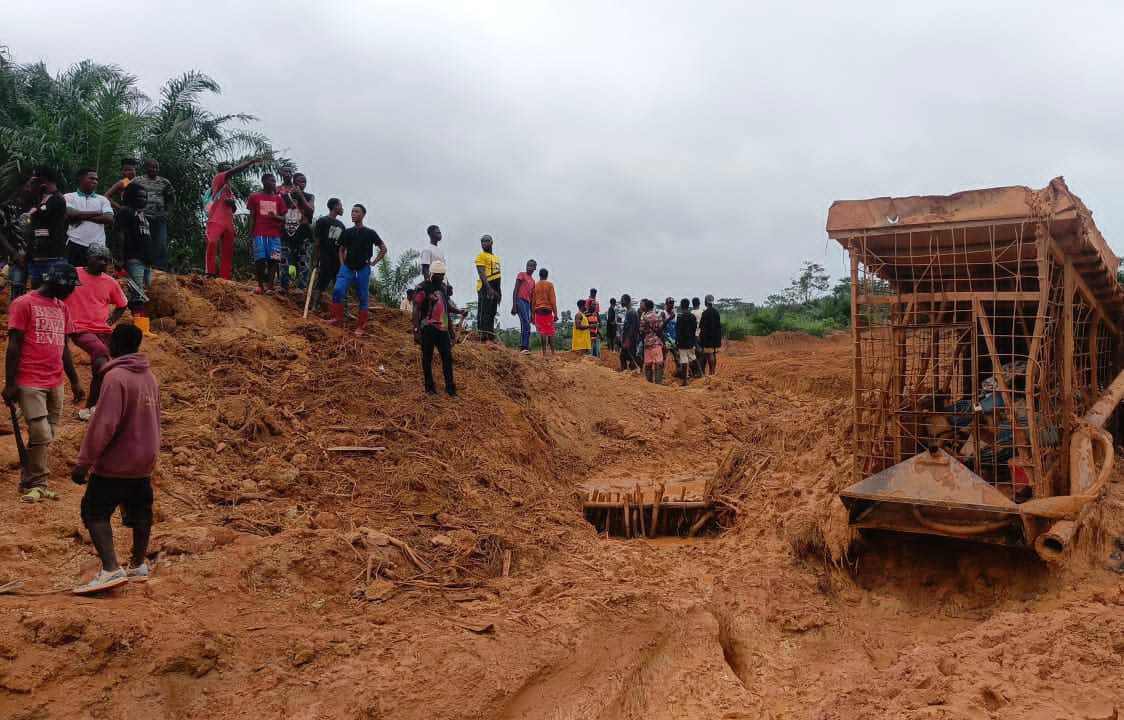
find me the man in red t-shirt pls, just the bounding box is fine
[3,262,85,502]
[510,259,537,354]
[204,156,263,279]
[246,172,287,294]
[64,243,127,418]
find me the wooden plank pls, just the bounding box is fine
[326,446,387,453]
[1025,232,1050,494]
[1049,243,1121,336]
[858,291,1039,305]
[973,299,1030,459]
[1090,313,1100,392]
[829,216,1042,239]
[1063,259,1075,423]
[851,249,863,483]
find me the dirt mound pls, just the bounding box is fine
[0,278,1121,719]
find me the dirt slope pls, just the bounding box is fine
[0,276,1122,720]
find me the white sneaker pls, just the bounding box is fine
[520,349,530,355]
[73,567,128,595]
[125,563,150,582]
[78,406,95,421]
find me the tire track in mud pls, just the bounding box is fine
[495,608,756,720]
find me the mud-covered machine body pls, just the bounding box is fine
[826,177,1124,561]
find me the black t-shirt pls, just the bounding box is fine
[282,190,315,248]
[314,216,345,258]
[339,226,385,271]
[119,207,153,264]
[30,192,68,259]
[699,306,722,348]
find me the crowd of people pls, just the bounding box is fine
[0,159,732,595]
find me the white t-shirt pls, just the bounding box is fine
[64,192,113,247]
[420,244,446,272]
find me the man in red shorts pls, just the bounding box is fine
[204,156,264,279]
[64,243,127,419]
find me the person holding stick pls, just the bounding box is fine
[4,261,85,503]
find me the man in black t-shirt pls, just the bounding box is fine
[312,198,345,311]
[27,168,69,290]
[329,203,387,336]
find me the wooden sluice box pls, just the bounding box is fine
[580,470,717,539]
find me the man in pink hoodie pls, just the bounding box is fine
[70,323,161,595]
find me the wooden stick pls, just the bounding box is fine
[582,501,709,510]
[635,485,646,537]
[502,550,512,578]
[649,483,663,538]
[688,511,714,538]
[973,299,1029,456]
[622,494,631,538]
[302,266,318,319]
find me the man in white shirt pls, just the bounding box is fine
[419,225,445,279]
[64,168,114,268]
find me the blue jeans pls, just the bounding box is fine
[8,262,26,299]
[515,298,532,350]
[591,337,601,358]
[148,216,168,270]
[332,264,371,310]
[125,259,151,305]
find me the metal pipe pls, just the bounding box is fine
[1034,520,1076,562]
[1084,367,1124,429]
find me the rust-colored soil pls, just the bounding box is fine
[1,277,1122,719]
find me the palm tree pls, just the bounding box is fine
[372,249,421,307]
[0,47,286,274]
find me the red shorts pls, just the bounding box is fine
[72,332,111,361]
[534,310,555,337]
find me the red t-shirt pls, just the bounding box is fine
[207,171,236,228]
[247,192,286,238]
[8,292,74,389]
[414,285,448,329]
[515,272,536,303]
[65,268,128,334]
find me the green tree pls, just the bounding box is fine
[789,261,831,304]
[0,47,286,274]
[371,249,420,307]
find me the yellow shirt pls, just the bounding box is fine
[474,251,501,291]
[572,313,592,352]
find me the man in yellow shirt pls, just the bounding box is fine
[474,234,502,342]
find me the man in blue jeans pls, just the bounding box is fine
[510,259,537,354]
[330,204,387,337]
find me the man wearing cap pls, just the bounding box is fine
[411,260,466,396]
[474,234,501,342]
[4,262,85,503]
[65,243,128,419]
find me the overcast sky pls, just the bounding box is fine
[9,1,1124,319]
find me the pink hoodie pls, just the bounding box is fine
[77,353,161,478]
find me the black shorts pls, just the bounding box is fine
[80,475,153,528]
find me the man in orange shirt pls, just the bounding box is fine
[532,267,558,356]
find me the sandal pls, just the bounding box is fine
[20,487,46,503]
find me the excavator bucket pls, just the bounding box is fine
[841,450,1025,546]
